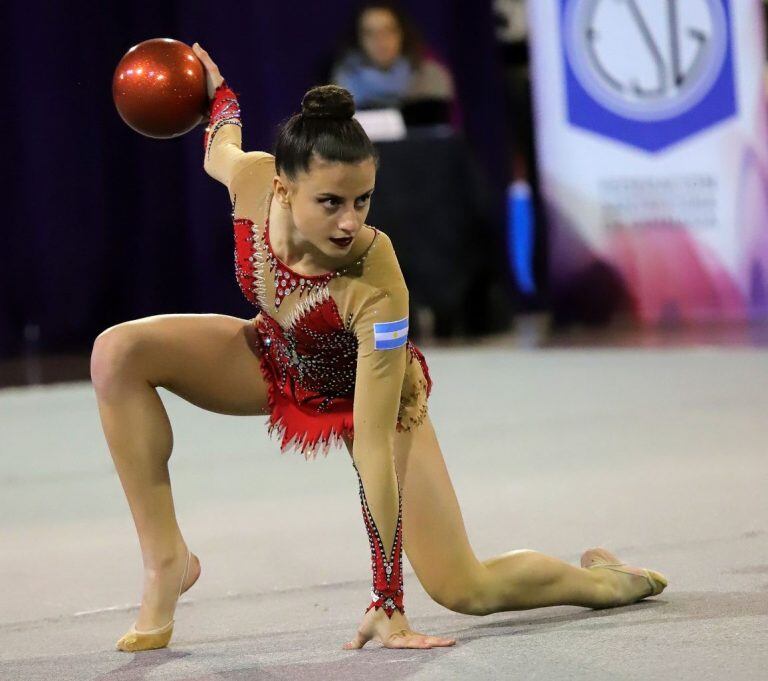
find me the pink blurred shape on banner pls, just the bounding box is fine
[606,220,746,324]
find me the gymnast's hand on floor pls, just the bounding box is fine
[342,607,456,650]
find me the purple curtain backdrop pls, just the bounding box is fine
[1,1,508,357]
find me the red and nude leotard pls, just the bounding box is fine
[203,82,433,617]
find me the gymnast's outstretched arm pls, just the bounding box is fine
[195,43,274,209]
[349,286,409,620]
[342,285,454,649]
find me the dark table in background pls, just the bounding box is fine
[368,132,511,339]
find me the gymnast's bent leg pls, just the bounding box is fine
[90,313,270,635]
[390,414,658,616]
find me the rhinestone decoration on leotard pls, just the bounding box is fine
[259,308,358,401]
[262,213,379,309]
[271,266,332,310]
[232,213,433,455]
[203,81,242,161]
[233,198,380,313]
[233,216,363,415]
[352,459,405,618]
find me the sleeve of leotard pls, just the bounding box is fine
[350,284,409,617]
[202,81,273,196]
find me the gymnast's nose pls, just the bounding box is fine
[337,207,360,235]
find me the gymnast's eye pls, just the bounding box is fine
[319,197,341,208]
[355,193,373,208]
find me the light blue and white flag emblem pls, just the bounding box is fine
[373,316,409,350]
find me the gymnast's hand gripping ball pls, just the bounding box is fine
[112,38,208,139]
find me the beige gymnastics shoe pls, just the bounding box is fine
[581,547,668,601]
[115,618,175,652]
[116,549,196,652]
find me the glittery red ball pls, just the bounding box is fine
[112,38,207,139]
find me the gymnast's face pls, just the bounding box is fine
[275,154,377,261]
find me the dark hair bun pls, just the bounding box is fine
[301,85,355,120]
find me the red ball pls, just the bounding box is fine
[112,38,208,139]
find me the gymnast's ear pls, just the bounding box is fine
[272,173,293,208]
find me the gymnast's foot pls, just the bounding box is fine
[133,544,201,631]
[581,547,667,608]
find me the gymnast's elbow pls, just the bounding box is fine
[202,150,229,186]
[202,157,221,183]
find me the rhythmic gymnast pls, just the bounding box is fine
[90,42,668,653]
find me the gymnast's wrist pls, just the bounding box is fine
[366,588,405,617]
[202,80,236,126]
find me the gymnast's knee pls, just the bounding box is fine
[428,577,493,617]
[90,324,146,397]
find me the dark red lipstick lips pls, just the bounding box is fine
[330,236,353,247]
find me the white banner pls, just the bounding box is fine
[528,0,768,323]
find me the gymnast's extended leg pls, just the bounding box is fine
[90,313,270,633]
[388,414,661,616]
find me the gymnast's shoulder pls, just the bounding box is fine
[329,227,409,318]
[228,152,275,194]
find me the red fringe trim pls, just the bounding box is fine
[246,322,434,459]
[253,341,353,461]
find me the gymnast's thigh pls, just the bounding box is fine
[392,415,482,592]
[92,313,270,416]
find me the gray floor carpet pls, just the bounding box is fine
[1,347,766,680]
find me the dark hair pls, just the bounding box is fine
[346,1,426,68]
[274,84,378,180]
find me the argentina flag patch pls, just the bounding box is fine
[373,317,409,350]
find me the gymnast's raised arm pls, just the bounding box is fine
[194,42,273,197]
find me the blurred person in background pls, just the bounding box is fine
[330,2,456,124]
[329,2,472,342]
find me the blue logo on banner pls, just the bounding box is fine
[561,0,736,152]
